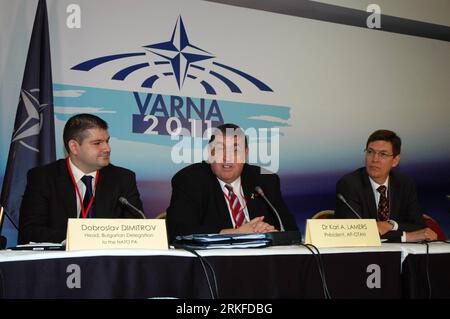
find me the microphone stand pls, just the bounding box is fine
[255,186,302,245]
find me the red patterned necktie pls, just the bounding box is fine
[377,185,389,221]
[225,184,245,228]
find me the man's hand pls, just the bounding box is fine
[377,221,393,236]
[247,216,277,233]
[220,216,277,234]
[405,227,437,242]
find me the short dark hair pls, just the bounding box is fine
[208,123,248,148]
[63,113,108,153]
[366,129,401,156]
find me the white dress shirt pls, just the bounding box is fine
[68,158,97,218]
[217,177,250,228]
[368,176,406,242]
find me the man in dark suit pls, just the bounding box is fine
[335,129,436,242]
[18,114,143,244]
[166,123,298,243]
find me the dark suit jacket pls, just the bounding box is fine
[18,159,144,244]
[335,167,425,242]
[166,162,298,243]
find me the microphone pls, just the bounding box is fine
[118,197,146,219]
[337,193,362,219]
[255,186,285,231]
[447,195,450,201]
[254,186,301,246]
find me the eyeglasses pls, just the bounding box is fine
[364,148,394,159]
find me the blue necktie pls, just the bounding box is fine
[81,175,94,218]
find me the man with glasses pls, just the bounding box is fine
[166,123,298,243]
[335,129,436,242]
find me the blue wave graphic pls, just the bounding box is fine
[71,16,274,96]
[209,70,241,93]
[53,83,290,148]
[112,63,149,81]
[213,62,273,92]
[142,75,159,88]
[72,53,146,71]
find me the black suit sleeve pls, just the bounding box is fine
[377,177,425,242]
[19,169,65,244]
[119,171,144,218]
[396,179,425,231]
[336,176,400,242]
[265,174,298,231]
[336,171,426,242]
[335,177,363,219]
[166,171,220,242]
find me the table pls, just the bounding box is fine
[0,245,403,299]
[401,242,450,298]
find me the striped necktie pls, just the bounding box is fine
[225,184,244,228]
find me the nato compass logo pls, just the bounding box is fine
[71,16,273,95]
[63,16,288,141]
[12,89,49,152]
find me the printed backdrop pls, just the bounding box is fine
[1,0,450,244]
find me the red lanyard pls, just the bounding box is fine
[66,157,99,218]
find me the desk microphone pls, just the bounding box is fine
[119,197,146,219]
[255,186,285,231]
[337,193,362,219]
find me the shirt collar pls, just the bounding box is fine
[69,158,97,183]
[369,175,389,191]
[217,176,242,193]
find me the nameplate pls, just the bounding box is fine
[304,219,381,248]
[66,218,168,251]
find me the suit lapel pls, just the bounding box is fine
[241,165,259,220]
[56,160,77,218]
[362,169,378,219]
[209,168,233,228]
[94,165,114,218]
[388,172,400,220]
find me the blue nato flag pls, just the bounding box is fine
[0,0,56,246]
